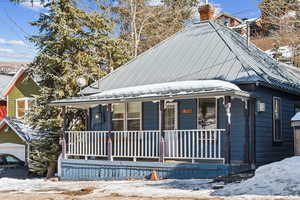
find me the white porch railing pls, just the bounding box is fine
[113,131,160,159]
[164,129,224,160]
[66,131,108,157]
[65,129,225,161]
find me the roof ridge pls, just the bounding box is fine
[218,22,300,89]
[208,21,263,83]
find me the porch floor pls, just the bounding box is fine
[60,159,252,181]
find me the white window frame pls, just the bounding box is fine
[197,98,218,130]
[159,102,178,130]
[112,102,142,131]
[16,97,36,119]
[112,103,126,131]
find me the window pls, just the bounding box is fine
[16,97,36,119]
[127,102,141,130]
[198,98,217,129]
[273,97,282,142]
[5,155,21,165]
[164,103,178,130]
[112,103,125,131]
[112,102,141,131]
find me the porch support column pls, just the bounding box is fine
[107,104,113,161]
[85,108,90,131]
[159,100,165,163]
[249,98,256,167]
[224,96,231,165]
[61,106,67,159]
[244,99,250,164]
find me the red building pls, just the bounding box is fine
[0,73,14,120]
[0,101,6,120]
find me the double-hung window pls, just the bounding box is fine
[197,98,217,129]
[273,97,282,142]
[112,102,141,131]
[16,97,36,119]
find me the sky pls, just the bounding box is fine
[0,0,262,62]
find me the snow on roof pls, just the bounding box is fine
[91,80,241,99]
[215,156,300,196]
[0,118,42,143]
[51,80,249,106]
[0,73,14,100]
[292,112,300,121]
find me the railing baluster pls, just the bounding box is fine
[188,131,191,158]
[214,130,217,158]
[210,130,212,158]
[192,130,195,159]
[218,130,221,159]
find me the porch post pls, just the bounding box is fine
[224,96,231,165]
[249,98,256,166]
[85,108,90,131]
[61,106,67,159]
[159,100,165,163]
[244,100,250,164]
[107,104,113,161]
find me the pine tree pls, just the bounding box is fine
[27,0,130,177]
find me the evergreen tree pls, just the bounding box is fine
[27,0,130,177]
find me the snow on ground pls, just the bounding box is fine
[0,178,215,198]
[215,157,300,197]
[265,46,293,59]
[2,157,300,199]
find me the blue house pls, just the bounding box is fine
[51,5,300,181]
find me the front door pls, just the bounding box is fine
[164,102,178,130]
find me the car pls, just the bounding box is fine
[0,154,28,178]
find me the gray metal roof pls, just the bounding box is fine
[82,21,300,95]
[0,73,14,100]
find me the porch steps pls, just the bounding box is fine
[60,159,251,181]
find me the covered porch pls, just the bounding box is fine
[52,80,256,180]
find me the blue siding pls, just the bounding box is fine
[178,99,197,130]
[61,159,251,181]
[143,102,159,130]
[90,105,107,131]
[218,98,246,162]
[253,87,299,165]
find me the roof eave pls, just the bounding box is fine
[49,90,251,108]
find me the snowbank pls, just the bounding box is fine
[215,157,300,196]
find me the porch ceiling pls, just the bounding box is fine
[50,80,251,108]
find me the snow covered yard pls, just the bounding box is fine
[2,157,300,199]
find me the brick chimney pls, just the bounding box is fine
[198,4,215,21]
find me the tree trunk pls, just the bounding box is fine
[46,162,57,178]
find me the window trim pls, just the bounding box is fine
[16,97,36,119]
[112,102,142,131]
[197,98,218,130]
[163,102,178,130]
[272,97,282,142]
